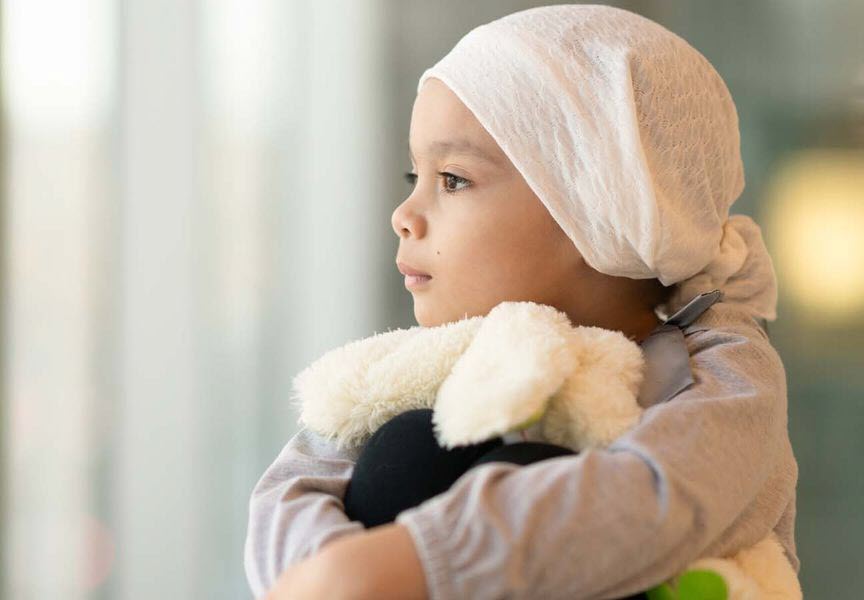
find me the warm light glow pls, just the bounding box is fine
[765,148,864,320]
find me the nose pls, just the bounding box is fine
[391,198,426,239]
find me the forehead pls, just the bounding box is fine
[408,137,505,168]
[409,78,508,168]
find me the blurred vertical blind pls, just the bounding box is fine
[3,0,116,596]
[2,0,392,597]
[4,0,863,598]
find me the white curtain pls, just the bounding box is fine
[2,0,396,597]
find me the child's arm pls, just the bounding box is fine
[391,307,798,599]
[244,426,366,598]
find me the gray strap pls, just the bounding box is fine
[664,289,769,336]
[636,324,694,408]
[664,289,723,329]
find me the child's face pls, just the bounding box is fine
[392,77,589,328]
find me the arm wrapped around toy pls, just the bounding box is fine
[291,300,801,599]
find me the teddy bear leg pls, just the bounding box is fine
[343,408,504,528]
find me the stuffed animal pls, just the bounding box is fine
[291,300,802,599]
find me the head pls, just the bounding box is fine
[392,77,670,340]
[391,4,780,330]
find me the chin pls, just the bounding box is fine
[413,300,450,328]
[415,304,475,329]
[412,306,436,328]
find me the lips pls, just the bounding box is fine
[403,273,432,290]
[396,261,431,278]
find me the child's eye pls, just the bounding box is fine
[440,172,471,194]
[403,171,471,195]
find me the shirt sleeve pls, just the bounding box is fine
[394,309,794,600]
[243,426,366,598]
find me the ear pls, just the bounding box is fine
[432,301,578,449]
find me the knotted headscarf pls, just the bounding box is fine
[416,4,778,321]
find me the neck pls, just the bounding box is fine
[565,304,662,345]
[624,308,663,344]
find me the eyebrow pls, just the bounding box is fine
[408,138,503,167]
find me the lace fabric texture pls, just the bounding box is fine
[417,4,778,321]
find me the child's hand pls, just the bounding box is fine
[262,549,334,600]
[262,524,427,600]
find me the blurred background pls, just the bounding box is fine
[1,0,862,598]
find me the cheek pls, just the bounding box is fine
[450,226,512,275]
[446,222,544,292]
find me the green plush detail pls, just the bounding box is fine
[506,402,547,433]
[644,569,728,600]
[677,570,728,600]
[645,582,676,600]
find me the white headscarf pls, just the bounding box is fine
[417,4,778,322]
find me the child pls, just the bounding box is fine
[244,5,799,599]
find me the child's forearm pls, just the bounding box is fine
[324,523,428,600]
[264,524,427,600]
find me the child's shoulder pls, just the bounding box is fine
[681,301,786,386]
[683,300,772,345]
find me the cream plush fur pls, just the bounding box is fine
[291,300,801,599]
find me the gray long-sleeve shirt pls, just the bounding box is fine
[243,299,799,599]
